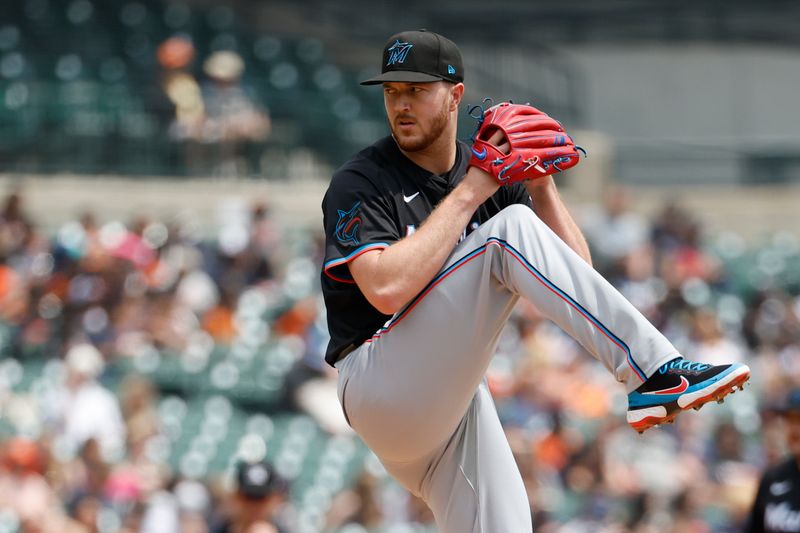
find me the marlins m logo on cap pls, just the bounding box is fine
[361,30,464,85]
[386,40,413,66]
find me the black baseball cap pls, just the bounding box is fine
[360,29,464,85]
[236,460,282,500]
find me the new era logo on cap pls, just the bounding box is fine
[361,29,464,85]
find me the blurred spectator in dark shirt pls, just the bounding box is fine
[652,200,723,288]
[746,388,800,532]
[202,51,271,144]
[0,192,34,259]
[201,50,271,176]
[211,460,289,533]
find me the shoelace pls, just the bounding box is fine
[659,358,711,374]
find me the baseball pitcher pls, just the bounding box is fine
[320,29,750,532]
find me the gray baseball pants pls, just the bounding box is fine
[335,204,679,532]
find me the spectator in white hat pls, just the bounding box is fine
[201,50,271,176]
[47,343,126,462]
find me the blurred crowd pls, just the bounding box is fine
[149,36,272,177]
[0,190,300,532]
[0,185,799,532]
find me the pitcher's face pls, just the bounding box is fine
[383,81,457,152]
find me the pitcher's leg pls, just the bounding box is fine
[381,384,532,533]
[484,204,678,391]
[482,204,750,432]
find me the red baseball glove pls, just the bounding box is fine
[468,102,583,185]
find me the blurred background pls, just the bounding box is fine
[1,0,799,532]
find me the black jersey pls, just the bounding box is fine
[320,135,531,366]
[746,457,800,533]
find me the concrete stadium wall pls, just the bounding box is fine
[460,43,800,184]
[0,175,326,236]
[2,174,798,244]
[564,44,800,144]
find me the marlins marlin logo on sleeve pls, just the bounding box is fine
[335,201,362,245]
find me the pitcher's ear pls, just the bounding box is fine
[450,82,465,110]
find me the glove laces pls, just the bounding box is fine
[543,147,587,172]
[466,97,493,142]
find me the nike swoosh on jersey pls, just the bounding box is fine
[642,376,689,395]
[471,146,487,160]
[403,191,420,203]
[771,480,793,496]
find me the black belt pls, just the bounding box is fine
[334,343,360,364]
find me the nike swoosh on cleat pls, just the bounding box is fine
[643,376,689,395]
[403,191,420,203]
[471,146,487,160]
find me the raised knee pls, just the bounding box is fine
[479,204,547,245]
[491,204,541,235]
[481,204,550,247]
[499,203,534,222]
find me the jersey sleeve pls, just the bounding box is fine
[322,169,400,283]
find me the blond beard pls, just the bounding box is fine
[391,100,450,153]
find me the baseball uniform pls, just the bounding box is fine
[321,28,749,533]
[321,136,679,531]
